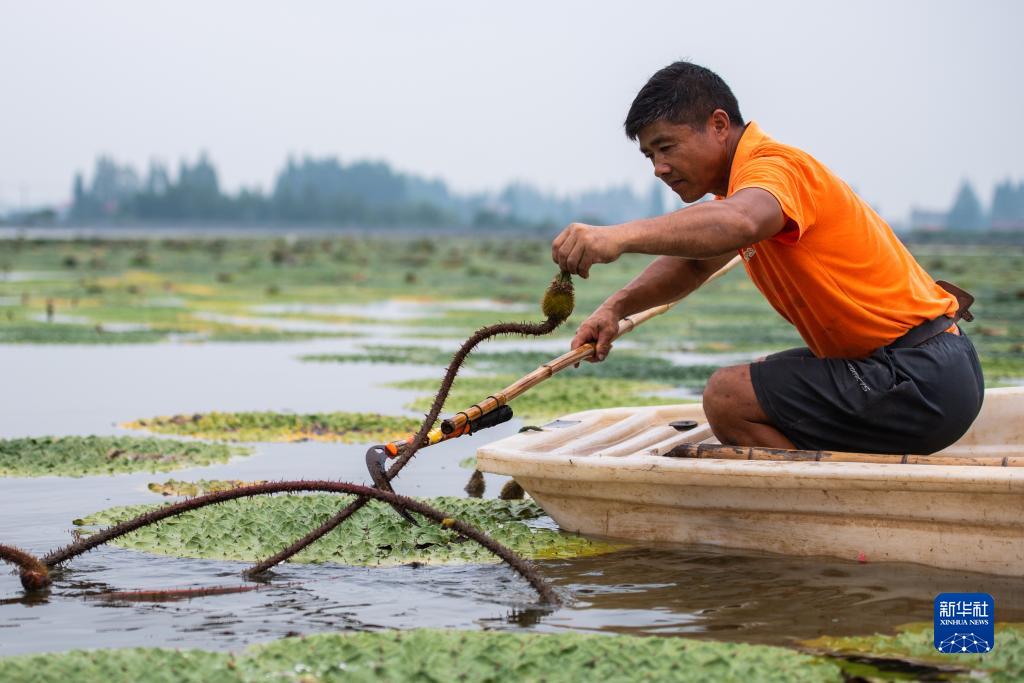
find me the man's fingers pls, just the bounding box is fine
[576,324,609,363]
[566,242,586,276]
[577,336,601,363]
[594,342,614,362]
[570,308,621,364]
[552,227,567,248]
[551,228,568,264]
[594,327,618,361]
[557,234,577,273]
[575,246,591,279]
[553,224,580,269]
[552,223,604,279]
[561,239,577,274]
[570,325,594,351]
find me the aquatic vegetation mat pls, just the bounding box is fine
[394,374,684,423]
[803,622,1024,682]
[304,344,720,385]
[124,411,422,443]
[0,436,248,477]
[4,237,1022,389]
[979,351,1024,385]
[0,629,845,683]
[73,496,620,565]
[0,647,229,683]
[0,323,172,344]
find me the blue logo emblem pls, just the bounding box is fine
[934,593,994,653]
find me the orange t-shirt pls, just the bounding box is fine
[724,121,958,359]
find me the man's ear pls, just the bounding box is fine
[710,109,731,141]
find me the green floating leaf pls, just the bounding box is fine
[124,411,421,443]
[0,436,248,478]
[803,622,1024,682]
[74,496,622,565]
[0,629,844,683]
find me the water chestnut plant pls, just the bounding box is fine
[0,629,849,683]
[125,411,421,444]
[541,270,575,324]
[73,496,618,566]
[0,436,248,478]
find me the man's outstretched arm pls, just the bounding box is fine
[552,187,785,277]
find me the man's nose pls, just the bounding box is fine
[654,161,672,178]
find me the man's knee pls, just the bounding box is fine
[701,364,794,449]
[702,365,746,425]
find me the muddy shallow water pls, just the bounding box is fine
[2,340,1022,657]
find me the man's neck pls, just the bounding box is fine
[712,123,749,197]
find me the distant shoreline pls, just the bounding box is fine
[3,225,1023,247]
[0,223,557,241]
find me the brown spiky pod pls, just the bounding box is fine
[464,469,486,498]
[41,480,560,605]
[0,543,50,591]
[498,479,525,501]
[246,296,571,577]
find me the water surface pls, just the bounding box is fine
[2,339,1021,657]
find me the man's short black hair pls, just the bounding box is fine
[624,61,744,140]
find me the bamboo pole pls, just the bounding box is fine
[664,442,1024,467]
[440,256,743,435]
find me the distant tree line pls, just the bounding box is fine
[68,153,666,230]
[913,178,1024,231]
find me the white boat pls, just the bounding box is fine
[476,386,1024,576]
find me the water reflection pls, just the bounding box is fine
[537,546,1024,644]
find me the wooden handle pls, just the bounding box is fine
[441,256,742,434]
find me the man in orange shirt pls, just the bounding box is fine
[552,61,983,455]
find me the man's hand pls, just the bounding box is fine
[571,305,620,362]
[551,223,623,278]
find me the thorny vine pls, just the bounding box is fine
[41,481,560,604]
[0,543,49,592]
[1,272,574,605]
[245,318,563,577]
[242,271,573,577]
[87,582,285,603]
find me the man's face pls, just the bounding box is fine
[638,117,730,203]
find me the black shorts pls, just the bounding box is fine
[749,330,985,455]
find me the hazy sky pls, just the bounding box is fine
[1,0,1021,221]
